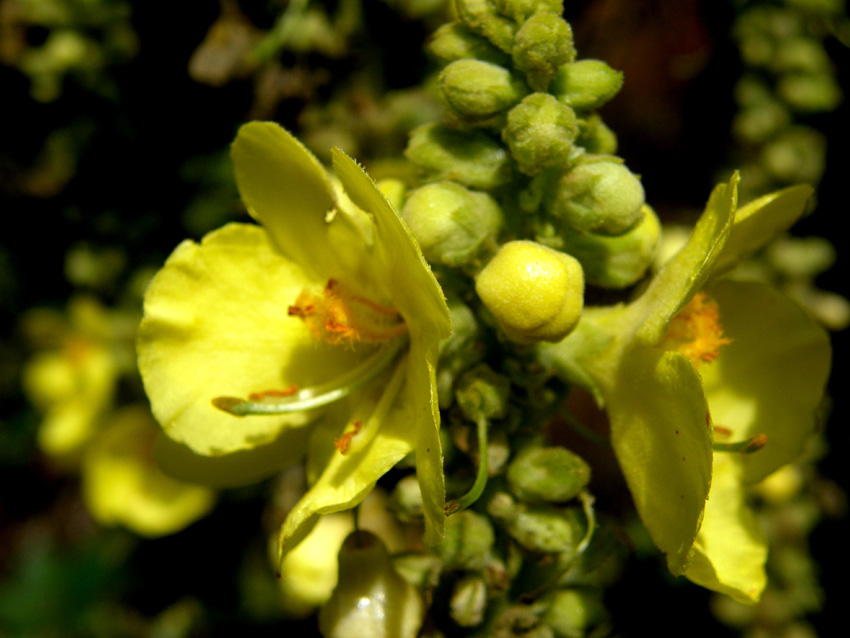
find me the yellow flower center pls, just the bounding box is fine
[662,292,732,367]
[288,279,407,346]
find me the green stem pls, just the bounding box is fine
[445,414,490,515]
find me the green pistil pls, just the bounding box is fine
[212,336,408,416]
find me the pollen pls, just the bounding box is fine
[334,420,362,454]
[288,279,406,347]
[662,292,732,367]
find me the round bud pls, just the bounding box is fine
[428,21,510,66]
[475,240,584,344]
[502,92,578,175]
[439,59,528,126]
[512,12,576,91]
[578,114,618,154]
[402,181,503,267]
[560,203,661,288]
[544,589,609,637]
[546,160,645,235]
[405,123,514,190]
[506,444,591,503]
[454,0,517,52]
[550,59,624,111]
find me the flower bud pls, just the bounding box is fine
[475,240,584,344]
[428,21,510,66]
[455,364,511,422]
[437,298,485,408]
[777,71,842,113]
[549,59,624,111]
[502,93,578,175]
[494,0,564,23]
[439,59,529,126]
[506,444,590,503]
[437,509,495,570]
[559,203,661,288]
[544,589,608,638]
[405,123,514,190]
[318,531,424,638]
[545,160,645,235]
[501,504,585,554]
[512,12,576,91]
[577,114,618,155]
[450,574,489,627]
[401,181,502,267]
[455,0,518,52]
[389,474,424,522]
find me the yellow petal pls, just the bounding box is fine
[231,122,373,284]
[684,454,767,604]
[701,279,831,483]
[137,223,363,455]
[712,184,814,276]
[609,348,712,574]
[278,359,418,560]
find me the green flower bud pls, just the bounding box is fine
[545,160,645,235]
[502,504,585,554]
[455,0,518,52]
[494,0,564,23]
[506,444,590,503]
[550,59,624,111]
[437,509,495,570]
[777,72,843,112]
[557,203,661,289]
[437,298,485,409]
[771,36,831,74]
[455,364,511,422]
[761,127,826,183]
[439,59,529,126]
[405,123,514,190]
[450,574,488,627]
[502,93,578,175]
[389,474,425,522]
[512,12,576,91]
[544,589,608,638]
[577,114,618,155]
[732,101,791,143]
[428,21,510,66]
[401,181,502,267]
[475,240,584,344]
[318,531,424,638]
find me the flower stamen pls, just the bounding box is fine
[662,292,732,367]
[288,279,406,347]
[211,335,408,417]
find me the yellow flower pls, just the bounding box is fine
[82,405,216,537]
[137,122,451,561]
[20,295,133,461]
[540,175,830,602]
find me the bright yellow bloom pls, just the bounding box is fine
[541,175,830,602]
[137,122,451,561]
[82,405,216,537]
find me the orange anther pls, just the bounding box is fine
[334,421,363,454]
[248,385,299,401]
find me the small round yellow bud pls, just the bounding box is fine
[475,240,583,343]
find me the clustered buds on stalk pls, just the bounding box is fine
[404,0,657,296]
